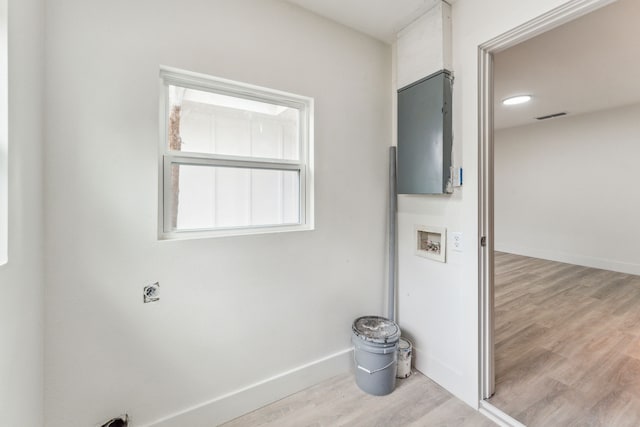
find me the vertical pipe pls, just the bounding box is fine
[388,147,398,322]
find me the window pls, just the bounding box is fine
[159,67,313,239]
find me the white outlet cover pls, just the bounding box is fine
[450,232,463,252]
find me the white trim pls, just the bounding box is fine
[162,222,313,241]
[144,348,353,427]
[496,244,640,276]
[478,0,615,407]
[165,155,302,171]
[479,0,617,53]
[159,66,311,110]
[411,345,469,407]
[479,401,526,427]
[478,38,495,400]
[157,78,169,241]
[164,150,303,166]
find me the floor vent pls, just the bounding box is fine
[536,112,567,120]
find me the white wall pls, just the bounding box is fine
[0,0,6,266]
[43,1,390,426]
[495,103,640,275]
[0,0,45,425]
[396,1,452,89]
[395,0,593,408]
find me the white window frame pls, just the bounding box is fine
[158,66,314,240]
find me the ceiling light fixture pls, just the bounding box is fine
[502,95,532,106]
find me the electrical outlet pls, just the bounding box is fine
[450,232,463,252]
[143,282,160,303]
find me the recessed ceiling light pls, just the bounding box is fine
[502,95,532,106]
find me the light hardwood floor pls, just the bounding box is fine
[489,252,640,426]
[222,372,495,427]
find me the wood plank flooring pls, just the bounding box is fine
[489,252,640,426]
[223,372,495,427]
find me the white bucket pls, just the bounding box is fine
[396,337,412,379]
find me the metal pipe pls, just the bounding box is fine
[388,146,398,322]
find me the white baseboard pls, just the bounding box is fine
[479,400,526,427]
[145,348,353,427]
[411,346,476,408]
[495,243,640,276]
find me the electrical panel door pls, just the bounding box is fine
[397,70,453,194]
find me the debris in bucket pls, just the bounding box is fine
[352,316,400,343]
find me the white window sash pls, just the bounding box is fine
[161,156,309,238]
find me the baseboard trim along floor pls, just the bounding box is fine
[145,348,353,427]
[480,400,526,427]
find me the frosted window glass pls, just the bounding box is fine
[170,86,299,161]
[173,164,300,231]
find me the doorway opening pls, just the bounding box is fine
[478,0,640,424]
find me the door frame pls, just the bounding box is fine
[477,0,618,405]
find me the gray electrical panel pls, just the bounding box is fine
[397,70,453,194]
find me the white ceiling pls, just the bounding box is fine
[285,0,640,131]
[284,0,443,43]
[494,0,640,129]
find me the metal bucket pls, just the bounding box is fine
[351,316,401,396]
[396,337,413,379]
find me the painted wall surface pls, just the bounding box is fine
[396,2,452,89]
[43,1,390,426]
[0,0,45,425]
[495,103,640,275]
[395,0,587,407]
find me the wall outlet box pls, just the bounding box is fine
[144,282,160,303]
[415,225,447,263]
[450,232,463,252]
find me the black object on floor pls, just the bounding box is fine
[101,414,128,427]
